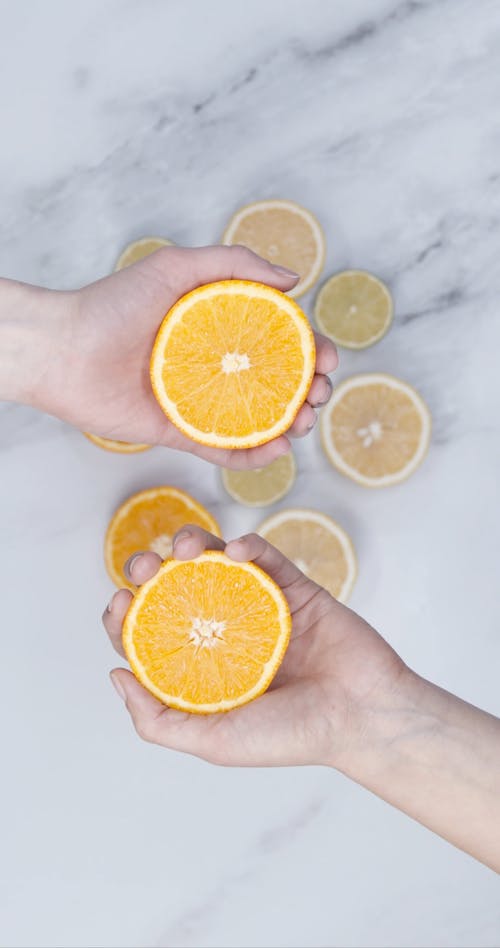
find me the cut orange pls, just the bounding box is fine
[84,432,151,453]
[150,280,316,449]
[115,236,174,270]
[222,199,325,298]
[123,551,292,713]
[320,373,431,487]
[105,486,221,591]
[257,508,356,602]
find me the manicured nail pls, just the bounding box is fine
[124,552,143,578]
[272,264,300,278]
[110,673,126,702]
[174,528,192,544]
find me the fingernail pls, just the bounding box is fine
[318,377,333,406]
[174,528,192,544]
[272,264,300,278]
[110,673,126,702]
[124,552,143,578]
[307,413,318,430]
[106,594,115,614]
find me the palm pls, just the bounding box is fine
[105,529,404,769]
[57,246,337,469]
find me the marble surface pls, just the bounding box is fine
[1,0,500,945]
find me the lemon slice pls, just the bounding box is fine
[314,270,393,349]
[115,236,174,270]
[222,199,325,298]
[221,452,296,507]
[257,508,356,603]
[84,433,151,453]
[320,373,431,487]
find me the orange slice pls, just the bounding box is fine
[115,236,174,270]
[84,432,151,453]
[123,551,292,713]
[257,508,356,603]
[314,270,393,349]
[105,486,221,591]
[150,280,315,449]
[320,373,431,487]
[222,199,325,297]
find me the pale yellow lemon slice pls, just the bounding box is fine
[320,373,431,487]
[222,199,325,298]
[221,452,296,507]
[115,236,174,270]
[314,270,393,349]
[257,508,356,603]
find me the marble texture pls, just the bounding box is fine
[1,0,500,945]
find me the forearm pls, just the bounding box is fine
[0,277,70,407]
[340,670,500,871]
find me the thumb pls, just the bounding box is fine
[160,244,300,297]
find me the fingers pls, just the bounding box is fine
[226,532,304,591]
[287,401,318,437]
[314,332,338,374]
[163,245,300,297]
[103,588,133,657]
[124,551,163,585]
[306,373,332,408]
[172,525,226,559]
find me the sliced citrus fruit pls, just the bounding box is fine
[84,432,151,453]
[257,508,356,602]
[221,452,296,507]
[105,486,221,590]
[123,550,292,713]
[115,236,173,270]
[314,270,393,349]
[150,279,316,449]
[320,373,431,487]
[222,199,325,297]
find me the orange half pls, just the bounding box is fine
[150,280,316,449]
[105,486,221,590]
[123,551,292,713]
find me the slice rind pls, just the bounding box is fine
[222,199,325,298]
[314,270,393,349]
[105,486,221,590]
[257,508,356,603]
[150,280,316,449]
[320,373,431,487]
[115,236,174,270]
[84,432,151,453]
[221,452,296,507]
[122,551,292,713]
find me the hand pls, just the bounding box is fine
[27,246,338,469]
[103,525,405,767]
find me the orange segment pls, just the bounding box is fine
[320,373,431,487]
[150,280,316,449]
[257,508,356,603]
[123,551,292,713]
[222,199,325,297]
[104,487,221,590]
[84,432,151,453]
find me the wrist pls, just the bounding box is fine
[0,278,75,408]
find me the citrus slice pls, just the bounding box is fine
[320,373,431,487]
[123,551,292,713]
[257,508,356,603]
[115,236,173,270]
[84,432,151,453]
[221,452,296,507]
[150,280,316,449]
[222,199,325,298]
[105,486,221,590]
[314,270,393,349]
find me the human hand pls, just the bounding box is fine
[103,525,406,768]
[27,246,338,469]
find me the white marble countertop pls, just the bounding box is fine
[1,1,500,945]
